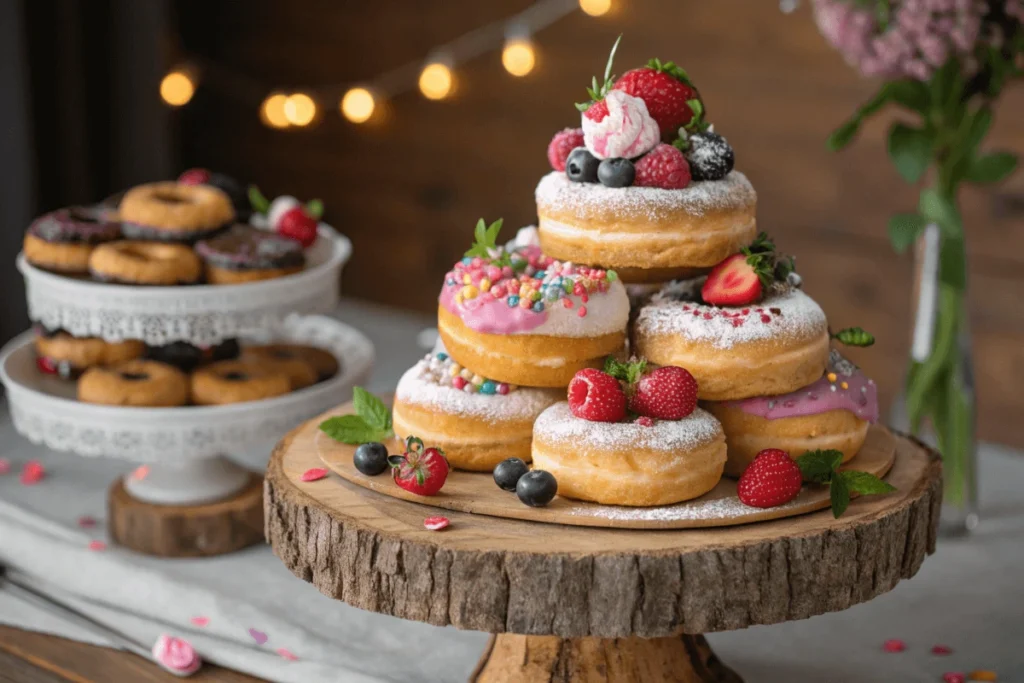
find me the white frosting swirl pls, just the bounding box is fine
[582,91,660,160]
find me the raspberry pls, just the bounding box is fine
[629,366,698,420]
[737,449,804,508]
[634,144,692,189]
[547,128,585,172]
[567,368,626,422]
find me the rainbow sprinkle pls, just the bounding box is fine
[422,352,513,395]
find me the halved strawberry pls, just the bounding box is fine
[701,253,762,306]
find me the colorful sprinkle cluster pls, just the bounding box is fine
[446,247,617,318]
[420,352,514,396]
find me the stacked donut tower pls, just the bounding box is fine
[389,38,881,511]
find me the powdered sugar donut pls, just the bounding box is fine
[633,278,830,401]
[531,402,726,506]
[535,170,757,283]
[706,351,879,477]
[393,352,561,471]
[437,244,629,388]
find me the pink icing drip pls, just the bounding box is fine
[439,283,547,334]
[730,367,878,422]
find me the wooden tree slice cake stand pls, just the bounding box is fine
[266,412,941,682]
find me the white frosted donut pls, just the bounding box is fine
[531,402,726,507]
[393,353,561,472]
[633,278,830,401]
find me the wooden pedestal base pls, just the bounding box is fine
[471,634,742,683]
[108,473,265,557]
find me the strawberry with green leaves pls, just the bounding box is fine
[388,436,449,497]
[603,357,699,420]
[249,186,323,248]
[701,233,795,306]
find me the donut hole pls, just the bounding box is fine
[152,191,192,205]
[270,349,297,360]
[119,371,149,381]
[223,371,249,381]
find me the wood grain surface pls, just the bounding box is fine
[265,414,942,638]
[314,403,896,530]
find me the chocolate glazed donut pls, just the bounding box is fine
[23,206,122,275]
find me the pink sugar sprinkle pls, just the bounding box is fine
[497,383,510,395]
[190,616,210,627]
[0,458,10,475]
[20,461,45,485]
[760,314,771,323]
[932,645,953,655]
[424,516,450,531]
[882,639,906,653]
[452,376,467,390]
[577,306,587,317]
[88,540,107,551]
[277,648,299,661]
[702,312,713,320]
[132,465,150,481]
[300,468,328,482]
[635,416,655,427]
[563,298,574,309]
[942,673,965,683]
[77,515,97,528]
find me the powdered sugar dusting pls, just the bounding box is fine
[635,277,828,349]
[565,484,816,522]
[535,170,755,221]
[533,402,723,451]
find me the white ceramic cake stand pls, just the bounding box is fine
[0,314,374,557]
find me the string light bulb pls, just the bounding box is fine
[260,93,290,128]
[283,92,317,126]
[418,60,453,100]
[341,87,376,123]
[160,70,195,107]
[578,0,612,17]
[502,38,536,77]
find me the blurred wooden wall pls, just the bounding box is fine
[176,0,1024,447]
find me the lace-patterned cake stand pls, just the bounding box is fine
[266,413,941,682]
[0,315,374,557]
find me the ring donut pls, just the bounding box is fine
[239,346,318,390]
[190,359,292,405]
[119,181,234,242]
[242,344,338,383]
[633,278,830,401]
[35,330,144,379]
[23,207,122,275]
[195,225,306,284]
[89,241,202,285]
[77,360,189,407]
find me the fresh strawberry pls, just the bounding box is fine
[36,356,58,375]
[567,368,626,422]
[547,128,586,171]
[629,366,698,420]
[277,207,319,247]
[613,60,698,139]
[701,254,762,306]
[634,144,692,189]
[576,37,620,122]
[178,168,211,185]
[390,443,449,496]
[582,99,609,123]
[737,449,804,508]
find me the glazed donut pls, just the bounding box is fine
[437,245,629,388]
[190,360,292,405]
[23,207,121,275]
[535,171,757,283]
[195,225,305,284]
[393,352,560,471]
[705,351,879,477]
[633,278,830,401]
[89,241,202,285]
[531,402,727,506]
[242,343,338,382]
[77,360,188,407]
[119,181,234,242]
[35,331,144,379]
[239,345,319,389]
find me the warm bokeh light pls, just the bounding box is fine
[341,87,376,123]
[502,39,536,77]
[283,93,317,126]
[578,0,612,17]
[260,93,290,128]
[418,62,453,100]
[159,71,195,106]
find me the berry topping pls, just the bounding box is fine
[178,168,212,185]
[423,516,450,531]
[684,130,735,182]
[353,442,390,476]
[567,368,627,422]
[277,206,319,247]
[388,436,449,496]
[583,90,660,160]
[737,449,804,509]
[516,470,558,507]
[583,99,609,123]
[493,457,530,492]
[634,144,692,189]
[575,35,622,120]
[248,186,323,247]
[629,366,698,420]
[566,148,601,183]
[547,128,586,172]
[701,253,762,306]
[597,157,636,188]
[613,59,699,139]
[36,356,58,375]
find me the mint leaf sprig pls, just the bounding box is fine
[832,327,876,347]
[464,218,510,267]
[741,232,795,289]
[575,35,622,112]
[319,387,393,444]
[795,449,896,518]
[603,356,647,386]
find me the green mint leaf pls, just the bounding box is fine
[474,218,487,245]
[832,327,875,347]
[248,186,270,215]
[830,471,851,518]
[319,414,390,445]
[840,470,897,496]
[306,199,324,220]
[887,213,927,253]
[887,122,933,183]
[827,119,861,151]
[966,152,1018,184]
[353,386,391,431]
[796,449,843,484]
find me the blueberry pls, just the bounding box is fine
[516,470,558,507]
[685,131,734,182]
[565,147,600,183]
[354,442,389,476]
[493,458,529,492]
[597,158,635,188]
[145,341,204,372]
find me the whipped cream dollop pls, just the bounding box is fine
[582,90,660,160]
[152,635,201,676]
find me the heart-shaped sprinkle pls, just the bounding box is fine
[942,674,965,683]
[77,516,97,528]
[190,616,210,627]
[132,465,150,481]
[300,468,328,482]
[932,644,953,655]
[88,540,107,551]
[0,458,10,475]
[277,648,298,661]
[424,516,450,531]
[882,639,906,653]
[20,461,45,485]
[248,628,268,645]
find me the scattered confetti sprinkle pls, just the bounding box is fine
[300,468,328,482]
[424,516,450,531]
[943,674,965,683]
[20,461,45,485]
[277,648,298,661]
[77,516,97,528]
[248,628,268,645]
[969,671,998,682]
[882,639,906,653]
[88,540,107,551]
[0,458,10,475]
[932,645,953,656]
[132,465,150,481]
[190,617,210,627]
